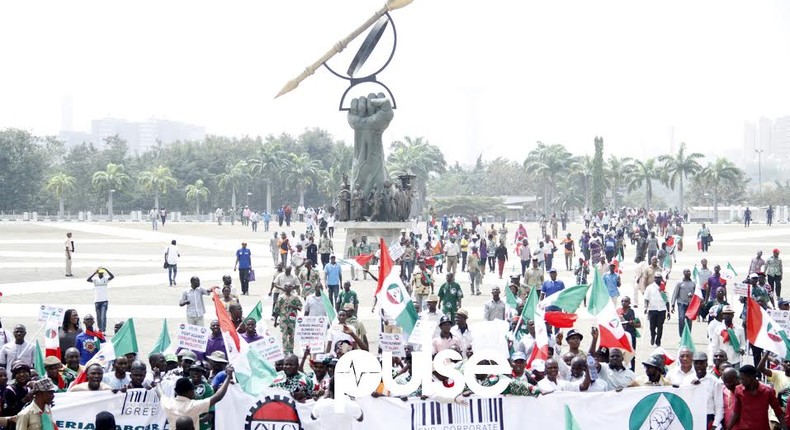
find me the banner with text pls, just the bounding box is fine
[176,323,210,352]
[215,384,706,430]
[37,305,65,324]
[52,389,166,429]
[296,316,329,353]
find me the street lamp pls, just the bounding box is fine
[704,192,710,222]
[755,149,764,197]
[109,189,116,220]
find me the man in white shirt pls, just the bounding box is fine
[179,276,218,326]
[483,287,507,321]
[0,324,34,375]
[304,285,328,317]
[165,240,180,287]
[598,348,636,390]
[691,352,724,429]
[449,308,473,351]
[311,395,364,430]
[419,295,445,342]
[537,358,577,393]
[87,267,115,333]
[157,368,234,429]
[708,305,745,368]
[644,273,669,347]
[444,238,460,274]
[65,232,75,277]
[666,347,696,386]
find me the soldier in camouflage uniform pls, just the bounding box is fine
[274,284,302,354]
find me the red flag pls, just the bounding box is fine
[213,291,241,353]
[544,311,577,328]
[354,253,375,267]
[374,238,393,296]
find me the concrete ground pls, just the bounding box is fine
[0,219,785,363]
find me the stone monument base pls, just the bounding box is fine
[337,221,410,257]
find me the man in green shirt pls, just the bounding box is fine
[342,304,369,351]
[189,364,215,430]
[437,273,464,321]
[336,281,359,313]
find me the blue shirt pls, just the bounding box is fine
[324,263,342,285]
[541,279,565,298]
[263,213,271,222]
[75,332,104,365]
[603,272,620,298]
[236,248,252,269]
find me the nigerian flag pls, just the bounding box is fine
[375,239,417,335]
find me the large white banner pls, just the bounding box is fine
[52,389,166,429]
[215,384,707,430]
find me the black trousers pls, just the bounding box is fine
[769,275,782,298]
[648,310,666,346]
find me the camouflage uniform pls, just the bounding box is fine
[275,294,302,354]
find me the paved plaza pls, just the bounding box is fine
[0,219,787,360]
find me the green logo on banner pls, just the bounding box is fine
[629,392,694,430]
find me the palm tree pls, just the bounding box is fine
[605,155,633,210]
[92,163,131,217]
[567,155,593,210]
[523,142,573,213]
[286,153,322,207]
[216,161,249,210]
[44,173,76,217]
[185,179,210,215]
[387,136,447,216]
[697,158,743,223]
[625,158,659,209]
[249,143,289,212]
[658,142,704,213]
[138,165,177,210]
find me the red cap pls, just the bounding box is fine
[774,248,781,254]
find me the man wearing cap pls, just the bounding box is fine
[767,249,783,299]
[450,309,473,351]
[15,378,56,430]
[689,352,724,429]
[70,363,112,392]
[42,356,67,393]
[179,277,218,327]
[323,255,342,308]
[483,287,507,321]
[671,269,696,337]
[343,306,369,351]
[510,352,531,382]
[233,242,252,296]
[603,262,621,306]
[728,364,783,430]
[634,355,670,386]
[411,260,434,312]
[157,366,234,430]
[418,295,445,341]
[87,267,115,333]
[437,273,463,322]
[710,305,744,369]
[432,316,463,354]
[188,364,214,430]
[644,273,670,347]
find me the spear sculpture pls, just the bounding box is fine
[275,0,414,99]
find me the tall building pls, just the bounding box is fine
[772,116,790,161]
[60,117,205,152]
[759,117,773,153]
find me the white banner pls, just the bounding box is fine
[296,316,329,353]
[768,309,790,332]
[249,335,285,362]
[37,305,65,324]
[389,240,405,261]
[732,282,749,297]
[379,332,406,357]
[52,389,166,428]
[215,385,707,430]
[176,322,210,352]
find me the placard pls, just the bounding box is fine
[768,309,790,333]
[37,305,66,324]
[732,282,749,297]
[248,335,285,362]
[296,316,328,352]
[389,240,405,261]
[408,319,437,350]
[175,323,210,352]
[379,332,405,357]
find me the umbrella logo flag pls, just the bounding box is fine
[375,238,417,336]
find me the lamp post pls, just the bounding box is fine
[108,189,116,220]
[704,192,710,222]
[755,148,764,198]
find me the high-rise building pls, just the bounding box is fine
[772,116,790,160]
[759,117,773,153]
[60,116,205,152]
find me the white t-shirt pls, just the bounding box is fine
[304,295,327,317]
[327,324,356,354]
[644,284,666,311]
[311,398,362,429]
[165,245,179,265]
[94,276,109,302]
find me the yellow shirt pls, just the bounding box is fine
[460,238,469,252]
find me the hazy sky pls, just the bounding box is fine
[1,0,789,165]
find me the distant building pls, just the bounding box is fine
[60,117,205,153]
[772,116,790,160]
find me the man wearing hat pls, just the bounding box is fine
[510,352,530,382]
[450,309,473,351]
[42,356,67,392]
[634,355,669,386]
[206,351,228,391]
[766,248,783,299]
[15,378,56,430]
[343,305,369,350]
[419,295,445,340]
[643,273,670,347]
[710,305,745,369]
[432,316,463,354]
[188,364,214,430]
[690,352,724,429]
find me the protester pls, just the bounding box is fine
[87,267,115,332]
[165,240,180,287]
[233,242,252,296]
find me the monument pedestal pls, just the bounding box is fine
[337,221,410,256]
